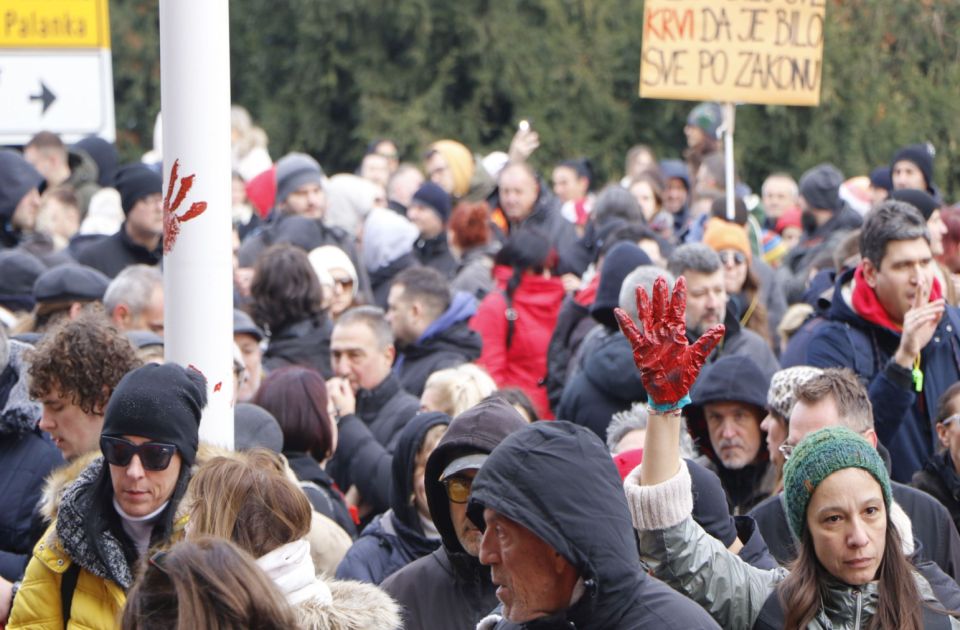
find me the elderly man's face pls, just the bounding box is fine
[479,508,575,622]
[498,166,539,223]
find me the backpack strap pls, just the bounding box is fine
[503,290,518,350]
[60,563,81,626]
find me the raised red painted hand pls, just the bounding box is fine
[613,275,724,406]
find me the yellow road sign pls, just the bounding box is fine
[1,0,110,49]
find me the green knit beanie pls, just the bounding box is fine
[782,426,892,540]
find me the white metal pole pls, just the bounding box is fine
[159,0,234,448]
[722,103,736,222]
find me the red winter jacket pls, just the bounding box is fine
[470,265,565,419]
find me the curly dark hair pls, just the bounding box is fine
[27,309,142,414]
[249,244,325,335]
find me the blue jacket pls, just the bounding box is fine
[334,412,448,584]
[806,267,960,482]
[0,340,63,581]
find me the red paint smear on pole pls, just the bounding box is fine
[163,158,209,255]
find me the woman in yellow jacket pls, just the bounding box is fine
[8,363,207,629]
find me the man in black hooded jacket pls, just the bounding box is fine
[467,421,720,630]
[381,398,527,629]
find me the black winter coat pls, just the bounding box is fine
[369,252,418,309]
[544,295,598,414]
[262,315,333,378]
[395,292,482,397]
[913,451,960,534]
[469,421,720,630]
[74,223,162,278]
[326,375,420,516]
[335,412,449,585]
[0,340,63,581]
[556,329,646,438]
[381,398,528,630]
[413,233,458,279]
[285,452,357,538]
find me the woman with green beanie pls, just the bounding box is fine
[616,276,958,629]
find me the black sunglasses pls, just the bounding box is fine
[100,435,177,471]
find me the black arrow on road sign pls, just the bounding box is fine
[29,82,56,114]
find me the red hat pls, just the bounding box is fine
[775,206,802,234]
[245,166,276,218]
[613,448,644,481]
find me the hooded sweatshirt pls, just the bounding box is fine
[0,338,63,580]
[394,292,483,397]
[468,421,721,630]
[381,398,528,630]
[335,412,449,584]
[685,354,776,515]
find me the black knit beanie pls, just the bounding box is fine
[890,143,935,193]
[891,188,939,221]
[115,164,163,215]
[102,363,207,466]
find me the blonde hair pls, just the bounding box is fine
[422,364,497,417]
[186,449,312,558]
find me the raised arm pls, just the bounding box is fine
[613,275,723,485]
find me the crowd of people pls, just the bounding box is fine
[2,99,960,627]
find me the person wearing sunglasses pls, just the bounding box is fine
[703,216,782,350]
[8,363,206,630]
[381,398,527,630]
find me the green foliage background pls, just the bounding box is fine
[108,0,960,198]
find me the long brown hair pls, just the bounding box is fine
[122,536,298,630]
[739,265,771,347]
[779,520,922,630]
[186,450,312,558]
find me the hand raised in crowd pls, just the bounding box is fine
[894,280,945,368]
[326,376,357,418]
[613,276,724,407]
[507,123,540,163]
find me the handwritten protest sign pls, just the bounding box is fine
[639,0,826,106]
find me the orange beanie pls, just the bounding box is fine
[703,218,751,264]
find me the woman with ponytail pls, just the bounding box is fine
[469,228,565,419]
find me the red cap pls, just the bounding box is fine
[613,448,644,480]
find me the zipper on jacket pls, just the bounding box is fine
[853,589,862,629]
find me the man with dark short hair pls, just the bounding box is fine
[386,266,482,397]
[807,201,960,481]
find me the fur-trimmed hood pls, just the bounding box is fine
[296,578,401,630]
[0,338,41,436]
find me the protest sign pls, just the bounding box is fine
[639,0,826,106]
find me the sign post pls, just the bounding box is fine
[159,0,234,448]
[639,0,827,219]
[0,0,115,143]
